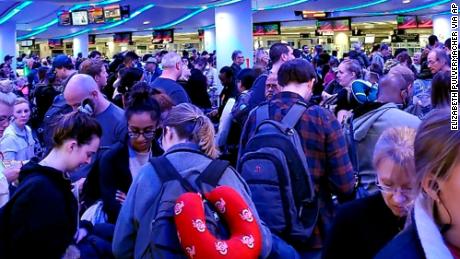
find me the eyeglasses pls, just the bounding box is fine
[128,129,157,139]
[0,115,14,124]
[376,182,414,197]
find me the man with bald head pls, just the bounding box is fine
[64,74,126,147]
[345,73,420,196]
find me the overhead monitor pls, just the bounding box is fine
[88,7,105,24]
[48,39,63,48]
[417,16,433,28]
[120,5,130,19]
[71,10,88,26]
[397,16,417,29]
[58,11,72,26]
[316,19,350,32]
[365,35,375,44]
[89,34,96,44]
[152,29,174,44]
[253,22,281,36]
[113,32,132,43]
[301,11,327,19]
[104,4,121,22]
[20,40,34,47]
[198,29,204,40]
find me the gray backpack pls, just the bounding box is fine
[138,154,230,258]
[237,102,319,248]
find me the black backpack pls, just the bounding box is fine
[137,155,231,258]
[237,102,319,248]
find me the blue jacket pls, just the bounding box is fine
[112,143,272,258]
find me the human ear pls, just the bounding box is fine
[421,174,440,201]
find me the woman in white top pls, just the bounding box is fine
[0,97,35,161]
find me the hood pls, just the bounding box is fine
[19,158,70,188]
[353,102,397,141]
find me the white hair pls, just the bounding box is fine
[0,80,17,106]
[161,52,181,69]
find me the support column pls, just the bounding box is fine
[215,0,253,70]
[204,28,216,53]
[334,32,349,60]
[0,21,17,69]
[433,14,454,43]
[73,33,89,58]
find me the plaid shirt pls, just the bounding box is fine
[239,91,355,249]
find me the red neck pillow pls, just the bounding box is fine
[174,186,262,259]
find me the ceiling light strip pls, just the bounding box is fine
[367,0,451,15]
[334,0,390,12]
[0,1,33,25]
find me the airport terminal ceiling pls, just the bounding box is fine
[0,0,452,40]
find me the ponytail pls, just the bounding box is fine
[163,103,220,159]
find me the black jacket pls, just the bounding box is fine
[323,194,406,259]
[374,222,425,259]
[183,68,212,109]
[0,158,78,259]
[98,139,163,224]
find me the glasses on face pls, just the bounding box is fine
[0,115,14,124]
[128,129,157,140]
[427,59,438,65]
[376,182,414,197]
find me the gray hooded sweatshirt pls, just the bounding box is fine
[349,103,420,196]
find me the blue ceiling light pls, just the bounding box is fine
[17,28,47,40]
[367,0,451,15]
[254,0,310,11]
[57,4,155,39]
[0,1,33,25]
[200,24,216,30]
[334,0,390,12]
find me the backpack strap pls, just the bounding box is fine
[347,114,360,188]
[255,103,270,127]
[281,102,309,129]
[150,156,197,193]
[196,160,230,187]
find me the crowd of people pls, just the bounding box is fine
[0,33,457,259]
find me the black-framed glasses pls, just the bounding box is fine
[0,115,14,124]
[128,129,156,140]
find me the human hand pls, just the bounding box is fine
[115,190,126,204]
[3,167,20,184]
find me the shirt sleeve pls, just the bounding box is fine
[323,110,356,200]
[0,135,18,160]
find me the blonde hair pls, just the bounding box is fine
[0,79,16,106]
[14,97,29,106]
[163,103,219,159]
[373,127,416,179]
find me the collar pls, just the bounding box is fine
[274,91,308,103]
[11,122,28,138]
[414,196,453,259]
[164,142,201,155]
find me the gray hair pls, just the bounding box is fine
[0,80,16,106]
[161,52,181,69]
